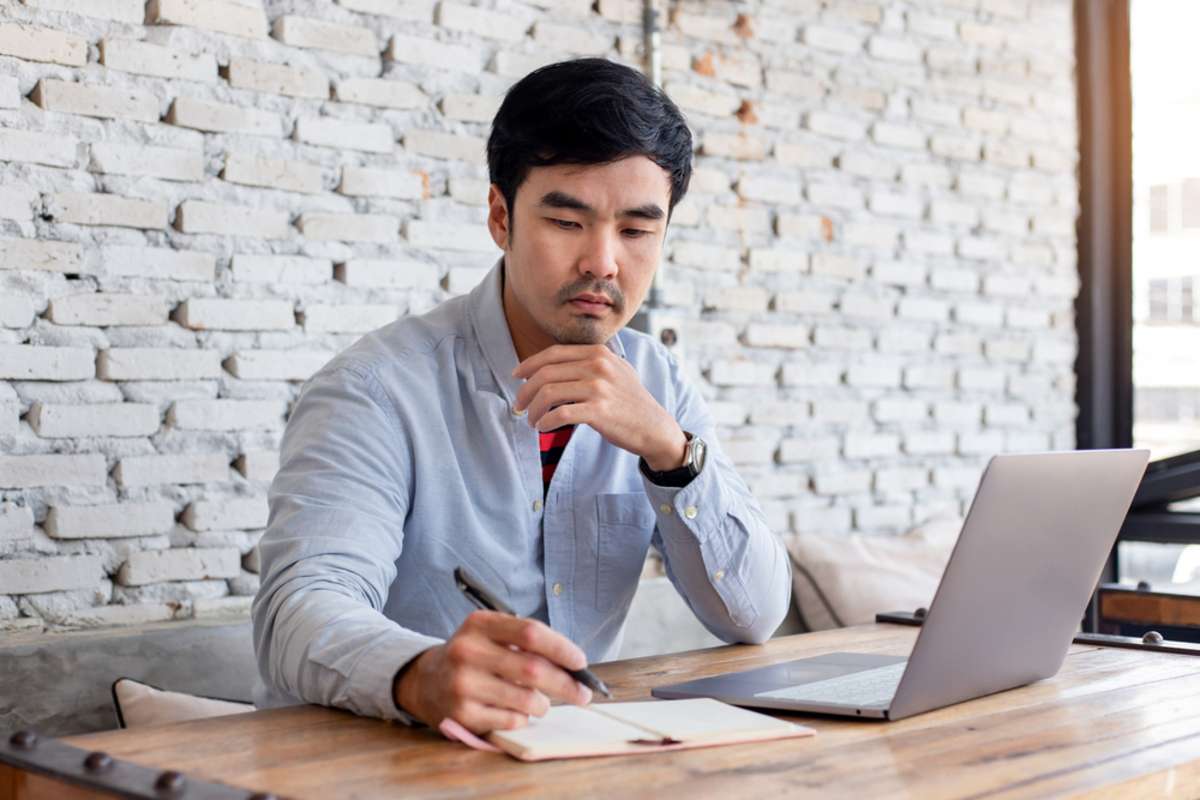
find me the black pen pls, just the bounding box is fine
[453,566,613,700]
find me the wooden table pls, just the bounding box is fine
[6,623,1200,799]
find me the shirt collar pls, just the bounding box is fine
[467,257,628,409]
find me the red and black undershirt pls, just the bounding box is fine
[539,425,574,494]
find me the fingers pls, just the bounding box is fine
[513,361,592,412]
[512,344,612,380]
[465,610,588,672]
[522,380,601,427]
[482,640,592,705]
[451,698,530,735]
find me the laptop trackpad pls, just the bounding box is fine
[654,652,908,697]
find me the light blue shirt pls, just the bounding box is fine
[252,260,792,721]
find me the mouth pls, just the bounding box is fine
[568,293,613,314]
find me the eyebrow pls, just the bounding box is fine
[537,190,665,222]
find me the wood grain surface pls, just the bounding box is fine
[36,624,1200,799]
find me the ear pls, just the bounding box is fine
[486,184,510,251]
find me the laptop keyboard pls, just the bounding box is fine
[754,661,907,708]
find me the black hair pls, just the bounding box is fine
[487,58,693,226]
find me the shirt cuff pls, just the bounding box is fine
[352,628,444,724]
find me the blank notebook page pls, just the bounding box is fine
[493,705,652,753]
[594,698,802,742]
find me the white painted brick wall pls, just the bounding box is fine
[0,0,1078,633]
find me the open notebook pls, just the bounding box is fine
[482,698,815,762]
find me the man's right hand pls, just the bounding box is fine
[393,610,594,734]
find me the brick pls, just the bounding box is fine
[405,221,495,253]
[0,75,15,109]
[387,33,481,71]
[298,213,398,243]
[871,122,925,150]
[776,213,827,240]
[46,192,167,230]
[706,205,769,235]
[813,470,871,496]
[802,24,862,54]
[31,80,158,122]
[29,402,159,438]
[0,296,37,328]
[812,253,865,281]
[100,39,217,82]
[0,502,34,539]
[183,497,268,531]
[0,555,103,594]
[807,183,863,210]
[0,454,107,488]
[846,364,901,388]
[764,70,823,100]
[775,140,834,169]
[703,286,767,312]
[177,298,294,331]
[116,453,229,487]
[301,303,399,333]
[167,97,283,137]
[445,267,488,294]
[904,431,955,455]
[170,400,286,431]
[664,81,740,118]
[708,361,774,387]
[931,134,982,162]
[843,222,899,251]
[47,294,169,326]
[405,129,485,164]
[0,128,78,168]
[438,1,528,41]
[232,255,330,285]
[235,450,280,482]
[702,132,767,161]
[273,15,378,56]
[339,166,425,199]
[813,325,872,350]
[441,93,501,123]
[0,22,87,66]
[873,399,928,423]
[335,77,426,110]
[175,200,290,239]
[901,162,953,189]
[671,241,740,271]
[779,361,841,387]
[774,290,836,315]
[101,246,215,282]
[930,268,980,293]
[223,153,322,194]
[336,259,440,289]
[746,401,808,427]
[295,117,393,154]
[736,175,801,205]
[870,191,925,219]
[869,35,922,62]
[0,345,94,381]
[118,548,241,586]
[46,502,175,539]
[749,249,807,273]
[531,20,611,54]
[225,350,332,381]
[898,297,949,322]
[337,0,434,19]
[0,183,32,220]
[148,0,269,38]
[98,348,222,381]
[24,0,144,21]
[806,111,868,141]
[447,177,488,206]
[743,324,809,348]
[0,238,82,273]
[812,400,872,426]
[225,59,328,99]
[90,142,204,182]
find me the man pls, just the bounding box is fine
[252,58,791,734]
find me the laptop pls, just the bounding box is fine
[652,449,1150,721]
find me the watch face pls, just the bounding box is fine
[690,437,707,473]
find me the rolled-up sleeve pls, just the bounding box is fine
[251,360,442,722]
[643,355,792,645]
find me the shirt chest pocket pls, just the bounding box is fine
[594,493,656,613]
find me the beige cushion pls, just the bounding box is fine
[112,678,254,728]
[786,516,962,631]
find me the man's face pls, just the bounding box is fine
[487,156,672,353]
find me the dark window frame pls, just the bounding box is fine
[1076,0,1200,631]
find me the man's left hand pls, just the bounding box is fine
[512,345,687,472]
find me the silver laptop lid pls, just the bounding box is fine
[888,449,1150,720]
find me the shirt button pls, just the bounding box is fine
[713,569,725,581]
[658,503,672,515]
[511,406,526,418]
[684,505,698,519]
[532,499,543,512]
[553,582,563,597]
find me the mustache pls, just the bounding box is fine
[555,279,625,313]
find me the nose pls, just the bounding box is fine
[577,228,619,282]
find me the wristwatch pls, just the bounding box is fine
[639,432,707,488]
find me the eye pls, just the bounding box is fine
[623,229,653,239]
[550,218,581,230]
